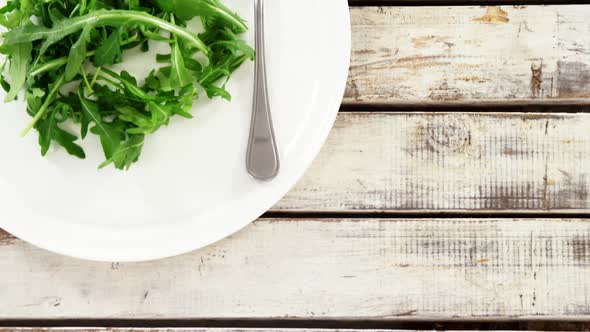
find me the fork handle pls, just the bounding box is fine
[246,0,280,180]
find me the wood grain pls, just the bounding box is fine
[1,218,590,320]
[346,6,590,105]
[275,112,590,212]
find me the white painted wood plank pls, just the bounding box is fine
[347,6,590,104]
[1,218,590,320]
[275,112,590,212]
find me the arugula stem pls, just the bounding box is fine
[90,67,102,89]
[206,2,248,33]
[98,159,113,169]
[21,73,66,137]
[80,65,93,93]
[94,75,124,90]
[199,54,248,85]
[29,58,68,77]
[121,33,140,45]
[29,33,140,78]
[101,67,153,101]
[69,4,81,18]
[4,9,210,56]
[98,140,144,169]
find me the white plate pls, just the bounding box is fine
[0,0,351,262]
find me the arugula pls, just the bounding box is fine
[3,9,210,56]
[93,28,121,66]
[155,0,248,33]
[4,42,31,101]
[0,0,253,170]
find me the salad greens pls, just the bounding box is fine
[0,0,253,170]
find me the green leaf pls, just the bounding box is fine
[92,83,135,108]
[0,0,251,170]
[0,6,22,29]
[102,67,153,101]
[184,57,202,72]
[25,87,44,117]
[48,7,67,25]
[21,73,66,137]
[148,101,171,125]
[36,106,58,156]
[3,9,209,56]
[199,54,248,100]
[65,25,92,81]
[143,69,161,91]
[0,0,31,29]
[155,66,174,92]
[117,105,152,128]
[36,106,86,159]
[93,28,121,66]
[177,85,197,118]
[79,0,88,15]
[79,88,122,158]
[53,126,86,159]
[203,84,231,100]
[5,42,32,101]
[210,39,255,60]
[169,36,193,89]
[156,0,248,33]
[156,53,171,63]
[18,0,32,18]
[99,134,144,170]
[0,74,11,93]
[124,101,171,134]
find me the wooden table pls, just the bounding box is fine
[2,1,590,331]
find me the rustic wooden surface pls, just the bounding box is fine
[2,218,590,320]
[276,112,590,212]
[272,6,590,213]
[346,6,590,105]
[2,3,590,328]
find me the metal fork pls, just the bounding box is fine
[246,0,280,180]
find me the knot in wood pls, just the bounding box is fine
[426,116,471,152]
